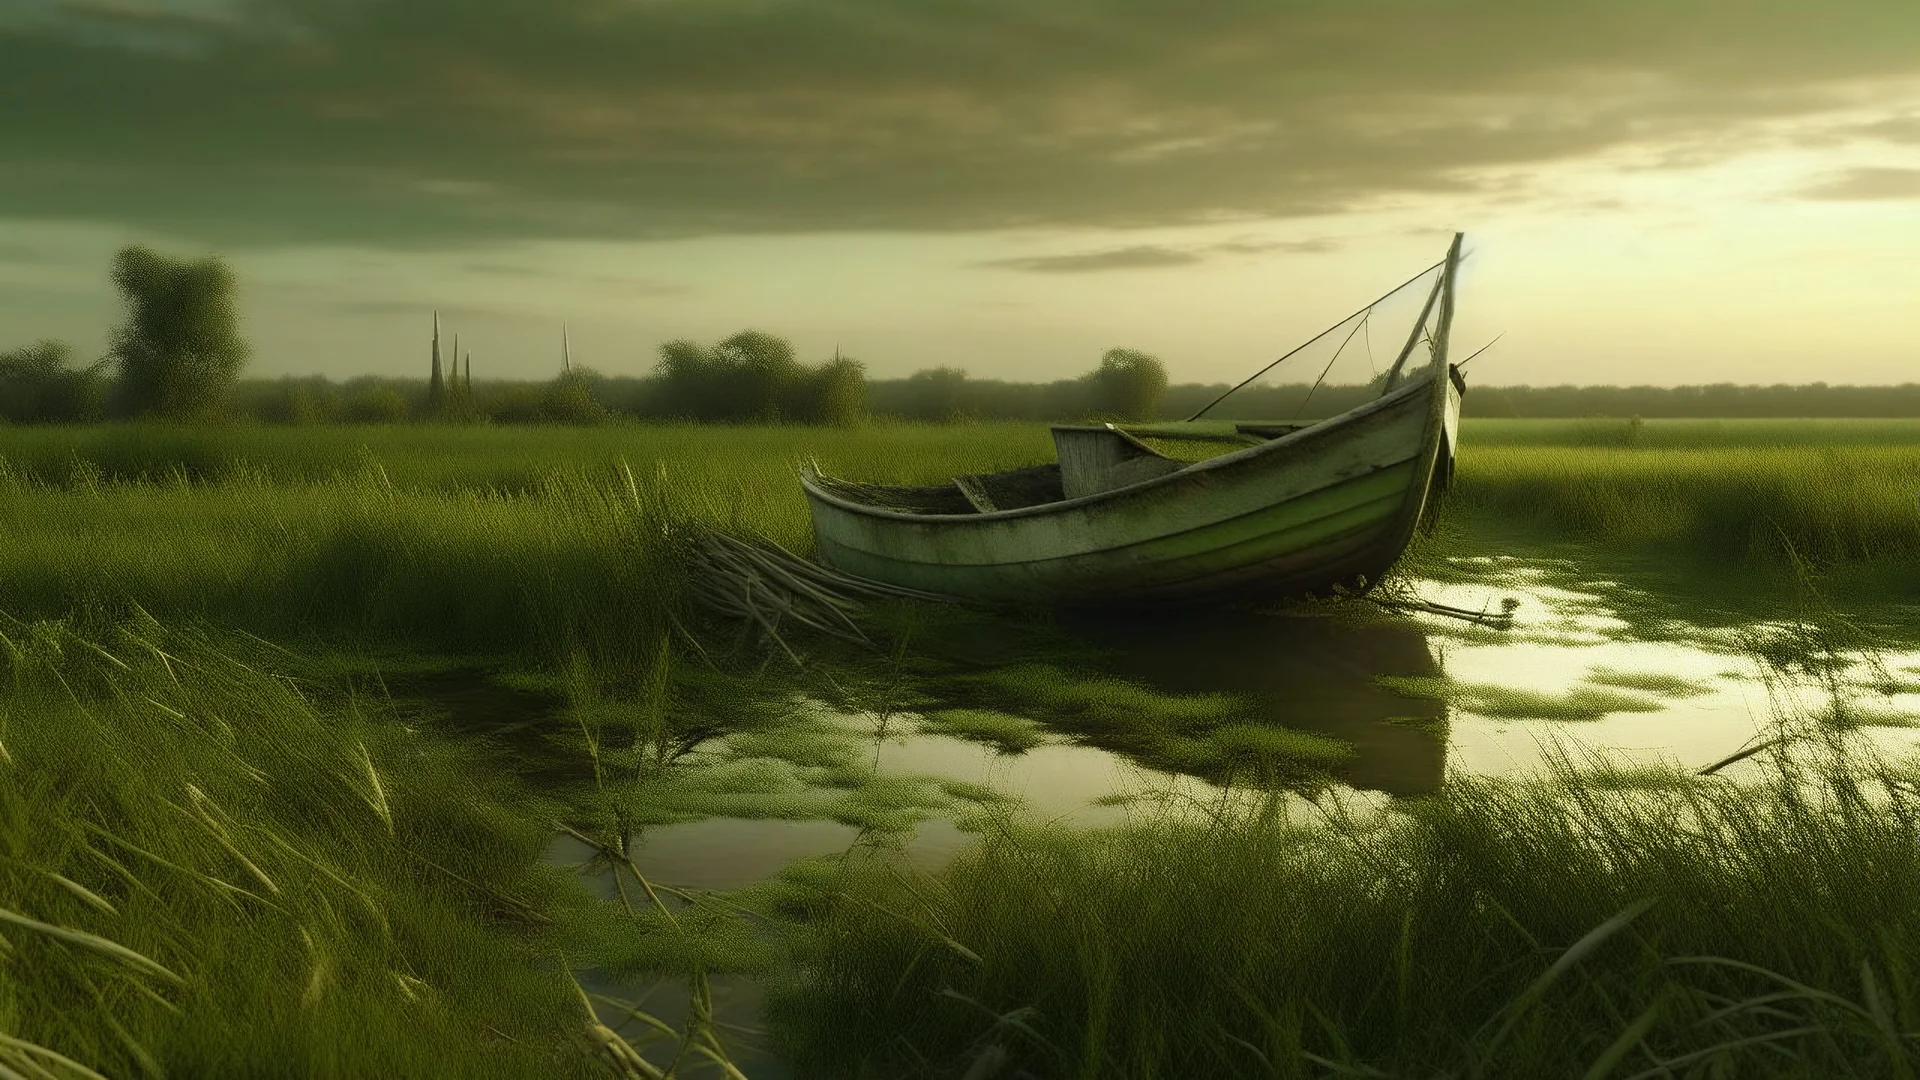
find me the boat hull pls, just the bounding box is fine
[802,365,1463,606]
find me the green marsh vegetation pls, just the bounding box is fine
[0,417,1915,1075]
[767,581,1920,1077]
[0,613,602,1077]
[1461,443,1920,567]
[769,747,1920,1078]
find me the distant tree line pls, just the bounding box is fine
[212,344,1170,426]
[865,378,1920,423]
[9,247,1918,425]
[32,359,1920,428]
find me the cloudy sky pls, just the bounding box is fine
[4,0,1919,385]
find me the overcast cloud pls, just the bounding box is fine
[7,0,1920,245]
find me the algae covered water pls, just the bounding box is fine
[558,549,1920,897]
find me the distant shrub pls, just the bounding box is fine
[343,385,411,423]
[0,340,108,423]
[538,368,610,424]
[802,355,867,427]
[1087,347,1168,421]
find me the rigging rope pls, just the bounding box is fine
[1294,309,1370,420]
[1186,258,1446,421]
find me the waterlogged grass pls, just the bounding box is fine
[919,709,1049,754]
[576,695,1007,834]
[1379,674,1666,722]
[768,752,1920,1078]
[954,662,1247,725]
[0,614,603,1077]
[1171,723,1354,777]
[1582,665,1716,697]
[929,662,1354,783]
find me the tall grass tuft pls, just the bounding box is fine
[0,613,601,1076]
[769,750,1920,1078]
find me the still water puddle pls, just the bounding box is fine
[578,968,788,1079]
[579,549,1920,880]
[554,556,1920,890]
[1416,560,1920,775]
[547,554,1920,1074]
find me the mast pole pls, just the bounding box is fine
[1430,232,1464,374]
[1379,249,1449,395]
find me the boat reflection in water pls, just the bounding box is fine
[1060,609,1448,797]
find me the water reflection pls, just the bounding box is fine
[578,969,789,1079]
[1060,609,1450,795]
[550,821,863,896]
[1415,563,1920,774]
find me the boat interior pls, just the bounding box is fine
[808,421,1306,516]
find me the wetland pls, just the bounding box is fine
[2,418,1917,1078]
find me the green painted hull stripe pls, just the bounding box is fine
[821,463,1415,597]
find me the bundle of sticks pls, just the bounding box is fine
[685,529,959,656]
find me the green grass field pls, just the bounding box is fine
[1,419,1911,640]
[0,419,1915,1077]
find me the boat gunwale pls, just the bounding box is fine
[800,369,1439,526]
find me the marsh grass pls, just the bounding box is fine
[1582,666,1715,697]
[1377,675,1666,722]
[1457,444,1920,568]
[766,749,1920,1079]
[2,422,1913,637]
[0,424,1067,675]
[918,709,1048,754]
[5,419,1918,1075]
[0,422,1057,496]
[0,469,696,671]
[0,612,603,1076]
[925,663,1353,785]
[762,576,1920,1077]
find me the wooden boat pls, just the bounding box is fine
[800,234,1467,606]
